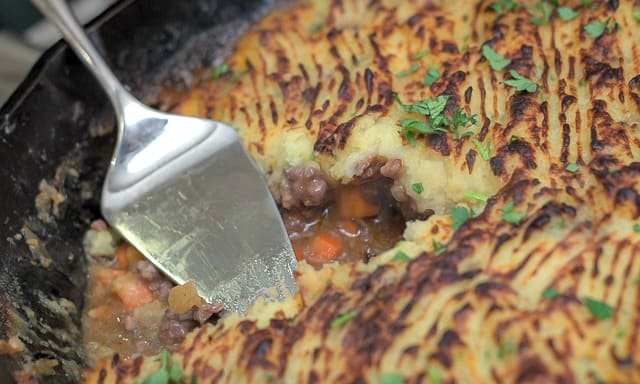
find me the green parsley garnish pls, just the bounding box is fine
[394,93,448,115]
[565,163,579,172]
[392,251,412,262]
[432,240,446,256]
[423,66,441,86]
[396,63,420,78]
[331,311,358,328]
[502,200,526,226]
[557,6,579,21]
[310,22,324,34]
[482,45,511,71]
[529,1,554,26]
[584,19,610,39]
[412,182,425,194]
[583,297,614,320]
[634,11,640,23]
[472,138,492,161]
[504,70,538,93]
[541,288,559,299]
[212,63,230,80]
[464,192,489,202]
[428,367,442,384]
[633,223,640,233]
[490,0,518,15]
[450,109,478,139]
[582,0,594,8]
[394,94,477,144]
[497,340,517,359]
[413,50,429,60]
[142,350,187,384]
[451,206,475,231]
[380,373,405,384]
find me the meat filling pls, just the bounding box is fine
[82,158,411,359]
[279,166,329,209]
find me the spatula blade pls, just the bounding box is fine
[102,121,297,313]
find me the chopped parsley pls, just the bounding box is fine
[502,200,526,226]
[583,297,614,320]
[557,6,579,21]
[451,206,475,231]
[433,240,447,256]
[141,350,187,384]
[464,192,489,202]
[310,22,324,34]
[395,63,420,78]
[212,63,230,80]
[497,340,518,359]
[634,11,640,23]
[394,94,449,116]
[423,66,441,86]
[428,367,443,384]
[504,70,537,93]
[541,288,559,299]
[380,373,405,384]
[412,182,425,194]
[490,0,518,15]
[413,50,429,60]
[450,109,478,139]
[392,251,412,262]
[529,1,554,26]
[565,163,579,172]
[472,138,492,161]
[584,19,614,39]
[634,223,640,233]
[393,94,477,144]
[482,45,511,71]
[331,311,358,328]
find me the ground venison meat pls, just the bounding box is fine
[136,260,173,300]
[279,166,329,209]
[159,303,224,346]
[380,159,403,179]
[352,156,386,180]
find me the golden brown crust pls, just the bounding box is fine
[86,0,640,382]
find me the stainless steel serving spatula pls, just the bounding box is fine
[33,0,297,313]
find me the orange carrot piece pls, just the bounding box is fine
[339,219,359,236]
[310,232,344,262]
[336,186,379,219]
[112,273,155,311]
[292,242,305,261]
[114,243,144,269]
[125,246,144,264]
[114,245,130,268]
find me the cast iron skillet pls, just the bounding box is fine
[0,0,275,381]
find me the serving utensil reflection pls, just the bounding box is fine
[32,0,297,313]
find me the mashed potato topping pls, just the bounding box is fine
[87,0,640,382]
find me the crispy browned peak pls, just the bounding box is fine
[87,0,640,382]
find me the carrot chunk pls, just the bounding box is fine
[336,186,379,219]
[310,232,344,261]
[114,244,144,269]
[292,242,305,261]
[112,273,155,311]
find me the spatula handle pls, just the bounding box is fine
[31,0,130,114]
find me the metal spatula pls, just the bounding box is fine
[33,0,297,313]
